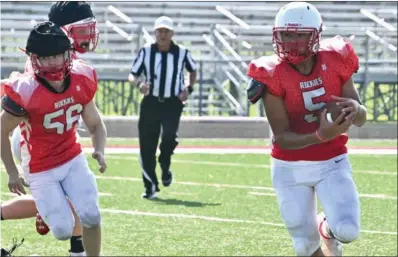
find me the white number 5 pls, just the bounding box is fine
[43,104,83,134]
[303,87,326,123]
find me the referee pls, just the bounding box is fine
[128,16,197,199]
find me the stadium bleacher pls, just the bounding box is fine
[1,1,397,116]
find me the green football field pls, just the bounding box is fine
[1,139,397,256]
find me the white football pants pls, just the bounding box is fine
[271,154,360,256]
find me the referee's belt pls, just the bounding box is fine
[148,95,177,103]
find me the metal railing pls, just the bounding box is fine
[1,3,396,121]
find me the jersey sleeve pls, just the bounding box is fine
[247,56,284,97]
[85,68,98,103]
[1,80,28,117]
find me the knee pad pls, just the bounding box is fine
[50,220,74,241]
[80,203,101,228]
[293,237,320,256]
[334,219,360,243]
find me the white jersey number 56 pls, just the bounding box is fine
[43,104,83,134]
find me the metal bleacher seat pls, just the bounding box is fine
[1,1,396,117]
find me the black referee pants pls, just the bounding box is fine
[138,95,184,193]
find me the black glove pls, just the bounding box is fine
[246,79,266,104]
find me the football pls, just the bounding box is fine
[318,101,345,123]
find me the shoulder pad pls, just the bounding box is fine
[247,55,281,82]
[70,59,98,103]
[320,35,359,83]
[3,74,38,109]
[71,59,97,85]
[247,55,284,97]
[319,35,354,58]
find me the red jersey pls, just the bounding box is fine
[2,59,97,173]
[247,36,359,161]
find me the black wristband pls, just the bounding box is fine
[187,85,193,95]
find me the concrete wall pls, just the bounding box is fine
[79,116,397,139]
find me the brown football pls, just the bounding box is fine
[318,101,345,123]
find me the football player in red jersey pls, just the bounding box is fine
[247,2,367,256]
[0,2,98,256]
[1,21,106,257]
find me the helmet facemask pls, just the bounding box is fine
[273,26,321,64]
[30,50,73,81]
[64,17,99,53]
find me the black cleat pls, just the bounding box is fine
[162,170,173,187]
[160,163,173,187]
[141,189,157,200]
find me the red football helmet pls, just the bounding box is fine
[272,2,323,64]
[63,17,99,53]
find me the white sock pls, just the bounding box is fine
[69,251,86,256]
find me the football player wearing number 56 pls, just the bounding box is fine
[1,21,106,257]
[246,2,367,257]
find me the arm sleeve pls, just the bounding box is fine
[131,48,146,76]
[246,78,267,104]
[184,49,197,72]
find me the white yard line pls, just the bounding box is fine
[101,208,285,227]
[248,192,277,197]
[358,193,397,200]
[105,155,396,176]
[96,175,396,200]
[248,191,397,200]
[108,155,270,168]
[96,175,275,191]
[355,170,397,176]
[83,147,398,155]
[101,208,398,236]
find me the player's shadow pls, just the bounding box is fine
[152,197,221,208]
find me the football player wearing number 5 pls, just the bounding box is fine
[1,21,106,256]
[246,2,367,257]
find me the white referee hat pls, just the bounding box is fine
[154,16,174,31]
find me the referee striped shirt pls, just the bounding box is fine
[130,41,197,99]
